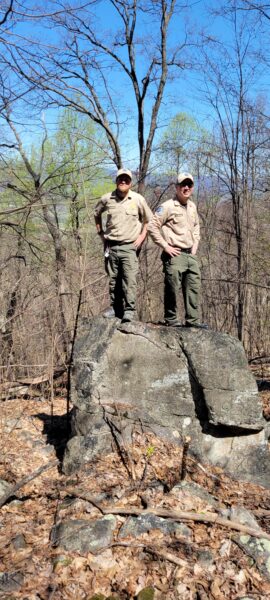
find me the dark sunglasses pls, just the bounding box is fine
[116,176,131,183]
[178,180,193,188]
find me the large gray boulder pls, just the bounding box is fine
[63,317,269,487]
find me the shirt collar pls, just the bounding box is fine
[173,198,189,207]
[111,189,133,201]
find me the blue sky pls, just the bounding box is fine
[3,0,269,169]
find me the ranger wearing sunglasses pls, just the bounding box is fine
[148,172,207,328]
[94,168,153,323]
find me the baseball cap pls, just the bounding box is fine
[116,168,132,181]
[177,172,194,185]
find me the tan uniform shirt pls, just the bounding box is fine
[94,189,153,242]
[148,198,200,251]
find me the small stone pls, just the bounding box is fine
[0,571,24,593]
[88,595,106,600]
[0,479,11,497]
[175,583,188,594]
[170,481,218,507]
[234,534,270,580]
[8,500,22,508]
[230,506,261,531]
[137,587,155,600]
[39,444,55,456]
[119,513,191,539]
[88,549,117,572]
[196,549,214,566]
[52,515,117,555]
[11,534,26,550]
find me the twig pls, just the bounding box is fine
[252,509,270,517]
[188,456,220,480]
[138,459,148,489]
[180,436,190,481]
[143,544,189,567]
[66,288,82,435]
[0,459,59,508]
[63,488,270,540]
[104,412,136,481]
[106,508,270,540]
[113,402,136,481]
[48,584,57,600]
[108,542,189,567]
[64,487,104,513]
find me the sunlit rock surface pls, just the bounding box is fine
[63,317,269,487]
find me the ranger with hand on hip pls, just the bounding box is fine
[148,172,207,328]
[94,168,153,323]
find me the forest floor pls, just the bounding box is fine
[0,364,270,600]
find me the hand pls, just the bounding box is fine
[164,245,181,257]
[191,245,197,256]
[134,233,145,249]
[97,230,105,243]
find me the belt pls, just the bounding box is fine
[179,247,192,254]
[107,239,133,246]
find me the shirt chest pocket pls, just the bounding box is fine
[171,212,186,225]
[107,202,119,215]
[125,205,138,217]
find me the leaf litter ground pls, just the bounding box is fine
[0,369,270,600]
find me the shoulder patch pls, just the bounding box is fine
[155,206,164,215]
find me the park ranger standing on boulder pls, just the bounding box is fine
[94,168,153,323]
[148,172,207,328]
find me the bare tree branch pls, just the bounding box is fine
[0,0,14,27]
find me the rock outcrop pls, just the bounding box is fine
[63,317,269,487]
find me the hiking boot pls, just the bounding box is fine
[185,322,208,329]
[165,320,184,327]
[121,313,135,323]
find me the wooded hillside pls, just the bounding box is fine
[1,1,269,388]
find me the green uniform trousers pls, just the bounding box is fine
[162,251,201,325]
[106,243,138,319]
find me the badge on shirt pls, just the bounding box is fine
[128,202,137,210]
[155,206,164,215]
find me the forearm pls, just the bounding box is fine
[191,240,199,254]
[149,233,168,250]
[148,217,168,250]
[94,215,104,236]
[134,223,148,249]
[94,197,107,236]
[191,216,200,254]
[140,223,148,241]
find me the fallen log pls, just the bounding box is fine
[65,487,270,542]
[0,368,66,400]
